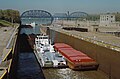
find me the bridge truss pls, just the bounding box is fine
[21,10,53,25]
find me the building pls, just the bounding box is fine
[100,14,115,27]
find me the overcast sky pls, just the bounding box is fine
[0,0,120,14]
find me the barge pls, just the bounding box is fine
[54,43,99,70]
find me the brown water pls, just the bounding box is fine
[43,68,109,79]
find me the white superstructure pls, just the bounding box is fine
[34,34,67,67]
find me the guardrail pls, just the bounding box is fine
[6,24,19,49]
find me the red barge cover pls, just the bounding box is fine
[54,43,98,70]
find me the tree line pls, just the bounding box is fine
[0,9,20,23]
[113,12,120,21]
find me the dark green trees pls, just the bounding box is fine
[0,9,20,23]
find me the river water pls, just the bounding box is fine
[17,53,45,79]
[18,19,109,79]
[21,18,52,25]
[43,68,109,79]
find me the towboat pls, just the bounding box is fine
[34,34,67,68]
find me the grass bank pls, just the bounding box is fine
[0,20,13,27]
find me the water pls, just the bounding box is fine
[20,25,41,34]
[17,53,45,79]
[21,18,52,25]
[20,18,49,34]
[17,25,45,79]
[43,68,109,79]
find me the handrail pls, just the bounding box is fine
[6,25,18,49]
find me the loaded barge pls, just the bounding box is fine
[54,43,99,70]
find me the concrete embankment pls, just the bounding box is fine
[0,24,19,79]
[40,25,120,79]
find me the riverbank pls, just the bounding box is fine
[0,23,19,79]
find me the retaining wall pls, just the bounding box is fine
[40,26,120,79]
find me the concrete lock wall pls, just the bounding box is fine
[46,28,120,79]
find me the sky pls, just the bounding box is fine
[0,0,120,14]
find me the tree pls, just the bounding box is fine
[114,12,120,21]
[86,14,100,21]
[0,10,2,19]
[0,9,20,23]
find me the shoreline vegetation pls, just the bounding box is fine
[0,9,20,27]
[0,20,13,27]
